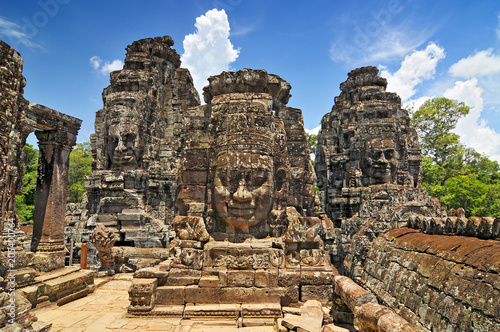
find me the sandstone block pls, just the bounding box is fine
[254,269,278,288]
[301,285,333,306]
[228,270,254,287]
[199,275,219,287]
[282,313,301,330]
[185,285,222,304]
[298,300,324,332]
[155,286,185,305]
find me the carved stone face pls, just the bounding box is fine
[213,152,274,231]
[363,139,397,184]
[106,122,141,171]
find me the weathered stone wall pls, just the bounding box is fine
[0,40,29,230]
[407,213,499,240]
[360,228,500,331]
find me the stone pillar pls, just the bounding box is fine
[31,130,75,271]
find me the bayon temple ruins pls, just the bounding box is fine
[0,36,499,331]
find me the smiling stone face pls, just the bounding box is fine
[362,139,398,184]
[106,121,142,171]
[213,152,274,231]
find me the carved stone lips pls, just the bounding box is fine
[229,207,254,217]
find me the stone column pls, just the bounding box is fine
[31,130,75,271]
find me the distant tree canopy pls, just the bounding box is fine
[15,144,38,222]
[67,142,92,203]
[307,133,318,155]
[16,142,92,222]
[410,97,500,217]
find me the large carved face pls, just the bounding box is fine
[106,121,141,171]
[213,152,274,231]
[363,139,397,184]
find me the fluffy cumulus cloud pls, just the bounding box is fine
[380,42,445,100]
[449,49,500,78]
[444,79,500,161]
[89,56,123,75]
[181,9,240,96]
[305,125,321,136]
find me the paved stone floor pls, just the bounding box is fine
[31,273,278,331]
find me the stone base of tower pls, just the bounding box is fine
[128,239,336,318]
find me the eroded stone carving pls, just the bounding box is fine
[85,36,200,249]
[316,66,423,225]
[89,223,117,273]
[128,68,335,315]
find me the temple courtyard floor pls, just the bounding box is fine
[32,273,356,332]
[32,273,263,331]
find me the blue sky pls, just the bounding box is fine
[1,0,500,160]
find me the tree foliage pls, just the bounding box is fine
[67,142,92,203]
[307,133,318,155]
[410,97,500,217]
[16,144,38,222]
[411,97,470,166]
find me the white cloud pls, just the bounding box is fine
[181,9,240,96]
[444,78,500,162]
[449,49,500,78]
[305,126,321,135]
[329,22,437,65]
[0,17,42,49]
[403,96,432,113]
[101,59,123,73]
[380,42,445,100]
[89,56,123,75]
[89,56,102,70]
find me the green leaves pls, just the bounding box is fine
[411,97,470,166]
[410,98,500,217]
[67,142,92,203]
[16,144,38,222]
[307,133,318,155]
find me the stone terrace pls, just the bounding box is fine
[32,273,358,332]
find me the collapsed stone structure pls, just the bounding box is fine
[316,67,500,331]
[84,36,200,250]
[0,40,94,331]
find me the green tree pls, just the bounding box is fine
[67,142,92,203]
[16,144,39,222]
[410,97,500,217]
[411,97,470,166]
[307,133,317,155]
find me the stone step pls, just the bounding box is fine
[33,266,80,284]
[42,269,95,301]
[184,303,241,319]
[150,305,184,317]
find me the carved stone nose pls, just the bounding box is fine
[115,139,126,152]
[378,153,388,163]
[233,178,252,202]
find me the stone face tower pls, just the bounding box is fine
[128,69,336,317]
[86,36,200,248]
[316,66,422,224]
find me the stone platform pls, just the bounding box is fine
[19,266,95,307]
[32,273,357,331]
[128,239,336,319]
